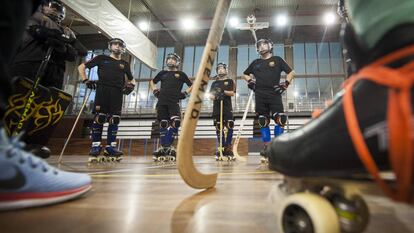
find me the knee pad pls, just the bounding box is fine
[258,115,270,128]
[159,119,169,129]
[170,116,181,129]
[108,115,120,125]
[94,113,107,124]
[225,120,234,129]
[273,113,287,127]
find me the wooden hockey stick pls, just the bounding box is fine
[232,90,253,161]
[58,89,92,164]
[177,0,231,189]
[219,99,224,160]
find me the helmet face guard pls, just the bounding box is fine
[216,63,228,77]
[165,53,181,68]
[256,39,273,55]
[42,0,66,23]
[108,38,126,54]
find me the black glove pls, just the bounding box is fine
[153,89,160,98]
[83,79,97,90]
[179,91,189,100]
[123,83,135,95]
[274,80,290,94]
[247,79,256,91]
[28,25,61,40]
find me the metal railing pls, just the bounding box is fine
[67,95,329,116]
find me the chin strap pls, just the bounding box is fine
[343,44,414,203]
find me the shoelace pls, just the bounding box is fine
[3,133,57,175]
[343,44,414,203]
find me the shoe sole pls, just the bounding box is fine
[0,184,92,211]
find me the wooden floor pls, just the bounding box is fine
[1,155,414,233]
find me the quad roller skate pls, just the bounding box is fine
[103,145,123,162]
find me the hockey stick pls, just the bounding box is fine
[232,91,253,161]
[13,46,54,136]
[219,99,224,160]
[57,88,92,164]
[177,0,231,189]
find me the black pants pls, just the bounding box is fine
[156,102,180,120]
[255,92,284,116]
[0,0,34,122]
[94,85,123,115]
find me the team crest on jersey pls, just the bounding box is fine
[175,73,180,78]
[224,81,229,86]
[119,63,125,69]
[269,61,276,67]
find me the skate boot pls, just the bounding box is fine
[224,146,235,161]
[104,145,123,162]
[260,144,269,164]
[215,148,224,161]
[153,147,168,162]
[88,142,103,163]
[166,146,176,162]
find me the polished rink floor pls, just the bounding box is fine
[1,155,413,233]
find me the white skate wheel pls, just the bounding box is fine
[278,192,340,233]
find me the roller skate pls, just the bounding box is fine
[88,142,103,163]
[215,148,224,161]
[103,145,123,162]
[153,146,168,163]
[260,144,269,164]
[224,146,235,161]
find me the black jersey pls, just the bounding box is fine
[85,55,133,89]
[244,56,292,94]
[210,78,234,114]
[152,70,192,104]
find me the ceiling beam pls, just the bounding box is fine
[140,0,180,43]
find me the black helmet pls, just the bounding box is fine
[165,53,181,67]
[216,62,228,77]
[108,38,126,54]
[256,38,273,55]
[41,0,66,23]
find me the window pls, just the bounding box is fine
[237,45,249,76]
[183,46,194,77]
[305,43,318,74]
[293,43,305,74]
[318,43,331,74]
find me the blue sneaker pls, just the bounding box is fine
[0,129,92,211]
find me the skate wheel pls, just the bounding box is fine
[158,156,166,162]
[338,195,369,233]
[279,193,340,233]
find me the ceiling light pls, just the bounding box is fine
[276,15,288,27]
[138,21,149,31]
[229,17,239,28]
[182,17,195,30]
[323,12,336,25]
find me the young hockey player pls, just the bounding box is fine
[150,53,192,162]
[209,63,235,161]
[267,0,414,203]
[243,38,295,163]
[4,0,86,158]
[78,38,135,163]
[0,0,91,211]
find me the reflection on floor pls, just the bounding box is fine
[1,156,413,233]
